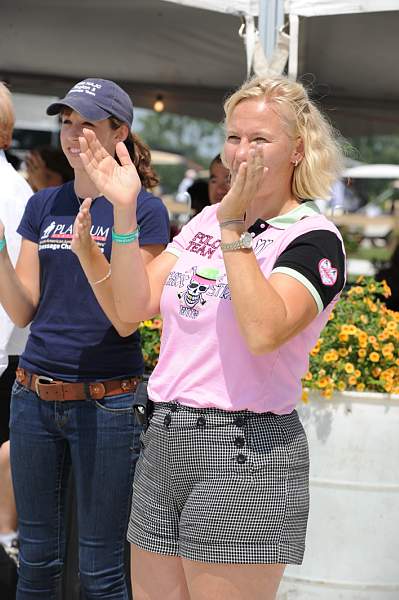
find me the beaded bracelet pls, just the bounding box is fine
[0,239,6,253]
[112,225,140,244]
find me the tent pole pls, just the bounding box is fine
[258,0,285,61]
[288,13,299,80]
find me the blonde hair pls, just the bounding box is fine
[0,82,15,149]
[223,76,344,201]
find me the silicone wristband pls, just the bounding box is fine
[0,239,6,253]
[112,226,140,244]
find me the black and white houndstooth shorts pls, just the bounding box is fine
[127,402,309,564]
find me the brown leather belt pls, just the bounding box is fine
[15,368,141,402]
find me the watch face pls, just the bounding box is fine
[241,231,253,249]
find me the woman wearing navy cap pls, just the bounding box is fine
[0,78,169,599]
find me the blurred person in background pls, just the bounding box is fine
[186,154,231,217]
[25,146,73,191]
[208,153,230,205]
[176,168,197,203]
[0,81,32,597]
[375,242,399,311]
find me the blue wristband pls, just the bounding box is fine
[112,226,140,244]
[0,239,6,253]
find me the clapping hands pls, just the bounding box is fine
[78,130,142,210]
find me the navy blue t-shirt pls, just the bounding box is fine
[17,180,170,381]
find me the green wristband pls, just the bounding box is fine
[0,239,6,253]
[112,226,140,244]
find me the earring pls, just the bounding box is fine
[293,159,299,167]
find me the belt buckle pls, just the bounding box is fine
[35,375,54,396]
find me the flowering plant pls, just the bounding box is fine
[302,276,399,399]
[139,318,162,372]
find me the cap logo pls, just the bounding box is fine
[318,258,338,286]
[69,81,102,97]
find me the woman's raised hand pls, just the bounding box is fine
[71,198,96,257]
[79,129,141,208]
[217,143,267,223]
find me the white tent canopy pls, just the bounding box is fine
[342,164,399,179]
[1,0,399,135]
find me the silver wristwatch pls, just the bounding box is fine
[220,231,253,252]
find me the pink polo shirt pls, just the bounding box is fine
[148,202,345,414]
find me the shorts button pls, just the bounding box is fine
[196,416,206,427]
[164,414,171,427]
[170,403,178,412]
[234,436,245,448]
[236,454,247,464]
[233,416,246,428]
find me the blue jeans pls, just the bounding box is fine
[9,380,143,600]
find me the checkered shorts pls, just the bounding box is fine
[127,402,309,564]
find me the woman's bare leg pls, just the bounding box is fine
[182,560,285,600]
[131,545,190,600]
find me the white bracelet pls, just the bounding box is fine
[91,267,111,286]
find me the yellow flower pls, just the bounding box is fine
[355,370,361,378]
[382,346,393,360]
[304,372,313,381]
[339,348,349,357]
[372,367,382,377]
[323,350,338,362]
[339,333,349,342]
[348,285,363,296]
[360,315,369,324]
[356,383,366,392]
[358,349,367,358]
[348,375,357,386]
[345,363,355,373]
[317,377,329,388]
[368,335,377,344]
[369,352,380,363]
[337,381,346,391]
[382,280,391,298]
[301,389,309,403]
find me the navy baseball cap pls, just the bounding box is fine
[46,78,134,127]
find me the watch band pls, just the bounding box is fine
[220,231,253,252]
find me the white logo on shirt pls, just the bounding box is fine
[318,258,338,286]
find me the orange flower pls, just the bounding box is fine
[369,352,380,363]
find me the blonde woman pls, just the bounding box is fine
[74,75,346,600]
